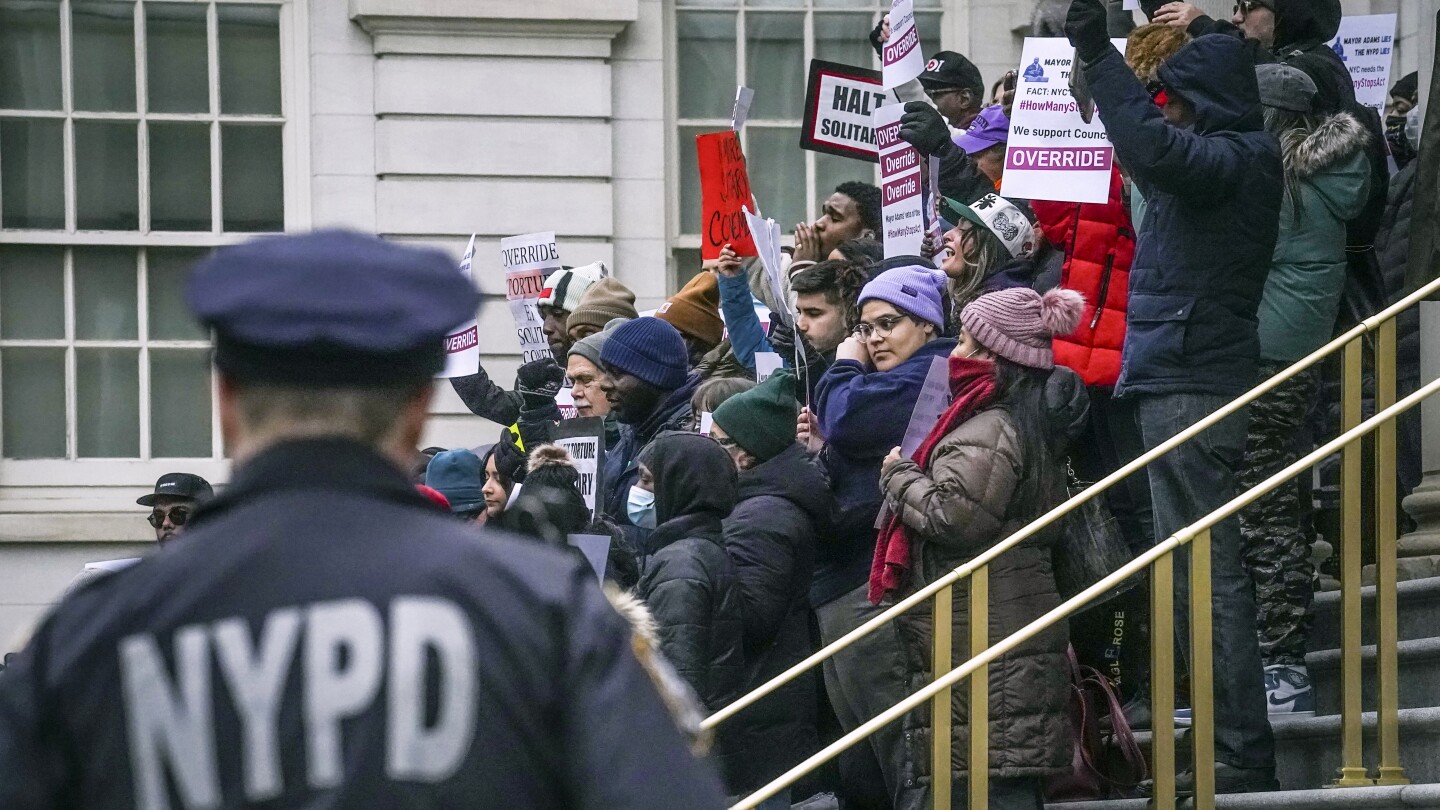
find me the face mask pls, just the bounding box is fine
[627,485,657,529]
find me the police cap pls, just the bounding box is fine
[186,230,480,387]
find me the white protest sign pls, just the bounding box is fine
[882,0,925,89]
[567,534,610,585]
[755,352,784,383]
[743,206,790,326]
[499,231,561,364]
[800,60,894,161]
[900,355,952,458]
[1002,38,1125,205]
[874,103,925,257]
[698,411,714,437]
[555,385,577,420]
[551,417,605,517]
[437,234,480,378]
[732,85,755,131]
[1326,14,1396,113]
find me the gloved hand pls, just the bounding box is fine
[899,101,952,156]
[867,14,889,58]
[1065,0,1112,65]
[514,358,565,411]
[767,315,797,358]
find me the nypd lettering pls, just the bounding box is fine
[119,596,477,809]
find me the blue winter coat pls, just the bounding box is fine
[810,337,956,606]
[1083,35,1283,397]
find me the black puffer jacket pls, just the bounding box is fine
[722,443,832,790]
[635,432,748,790]
[1375,160,1419,381]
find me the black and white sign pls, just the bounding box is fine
[800,59,895,163]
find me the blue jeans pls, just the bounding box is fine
[1135,393,1275,771]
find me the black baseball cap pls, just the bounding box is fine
[137,473,214,506]
[919,51,984,95]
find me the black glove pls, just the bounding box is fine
[514,358,565,411]
[899,102,952,156]
[1065,0,1112,65]
[868,17,886,58]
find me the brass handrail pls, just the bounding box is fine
[704,274,1440,733]
[731,373,1440,809]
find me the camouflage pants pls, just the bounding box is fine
[1240,362,1323,667]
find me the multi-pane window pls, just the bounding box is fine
[672,0,942,276]
[0,0,288,461]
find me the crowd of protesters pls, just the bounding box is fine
[2,0,1430,806]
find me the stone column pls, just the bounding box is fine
[1396,10,1440,579]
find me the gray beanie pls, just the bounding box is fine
[568,317,628,368]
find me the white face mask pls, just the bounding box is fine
[626,485,657,529]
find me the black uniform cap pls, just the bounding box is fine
[186,230,481,387]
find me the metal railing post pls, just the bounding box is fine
[1334,337,1372,787]
[1373,318,1408,785]
[1189,528,1215,810]
[1151,553,1177,810]
[968,567,988,810]
[932,583,953,810]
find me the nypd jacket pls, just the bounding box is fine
[0,438,726,810]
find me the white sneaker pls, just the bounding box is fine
[1264,664,1316,717]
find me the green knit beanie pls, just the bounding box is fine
[712,369,799,463]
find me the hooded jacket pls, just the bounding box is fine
[721,443,831,789]
[1031,166,1135,388]
[600,373,699,540]
[1259,111,1371,362]
[634,432,749,792]
[879,368,1087,784]
[1083,35,1282,397]
[811,337,958,606]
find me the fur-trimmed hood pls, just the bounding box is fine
[1284,110,1370,182]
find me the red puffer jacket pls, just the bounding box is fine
[1030,166,1134,388]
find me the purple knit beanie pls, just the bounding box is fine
[960,287,1085,369]
[857,265,948,331]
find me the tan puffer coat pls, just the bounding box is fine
[879,406,1071,793]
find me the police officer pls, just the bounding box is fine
[0,230,728,809]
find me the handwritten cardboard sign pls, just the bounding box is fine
[697,130,759,260]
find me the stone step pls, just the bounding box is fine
[1123,708,1440,791]
[1047,782,1440,809]
[1308,638,1440,715]
[1309,576,1440,650]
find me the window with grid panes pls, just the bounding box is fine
[0,0,288,462]
[671,0,941,281]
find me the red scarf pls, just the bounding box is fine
[869,355,997,604]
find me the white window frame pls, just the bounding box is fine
[0,0,310,486]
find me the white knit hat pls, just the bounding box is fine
[538,261,607,312]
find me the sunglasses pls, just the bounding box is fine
[147,507,192,528]
[1232,0,1263,16]
[1146,80,1167,100]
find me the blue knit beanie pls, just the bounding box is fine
[599,316,689,391]
[857,265,948,331]
[425,449,484,514]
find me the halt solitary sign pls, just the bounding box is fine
[799,60,894,163]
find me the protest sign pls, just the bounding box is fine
[799,60,894,162]
[1002,38,1126,205]
[874,103,925,257]
[1326,14,1396,113]
[755,352,784,383]
[882,0,925,89]
[732,85,755,131]
[499,231,561,364]
[698,412,714,437]
[437,234,481,378]
[551,416,606,517]
[567,534,610,585]
[555,386,578,420]
[901,355,952,458]
[697,131,759,260]
[743,206,789,327]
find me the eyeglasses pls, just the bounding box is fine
[853,314,913,340]
[714,436,739,450]
[1232,0,1261,16]
[147,507,191,528]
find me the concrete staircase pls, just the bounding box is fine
[1045,577,1440,809]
